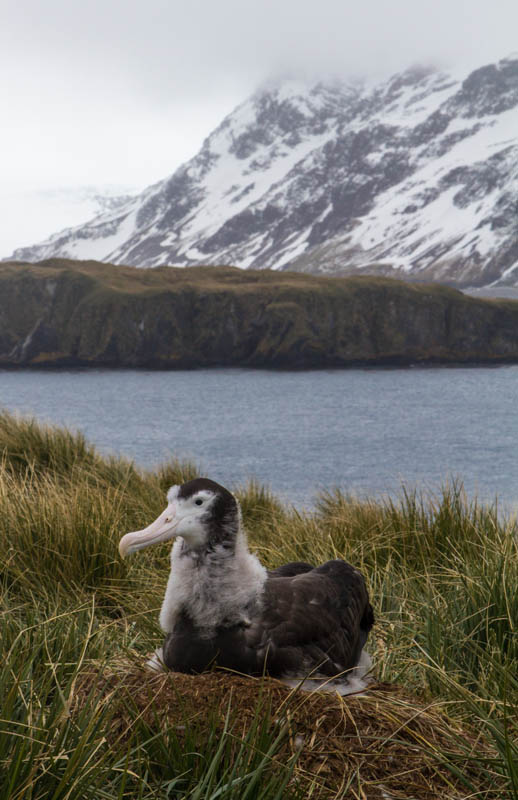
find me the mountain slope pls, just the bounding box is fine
[10,57,518,287]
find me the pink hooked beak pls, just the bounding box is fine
[119,502,178,558]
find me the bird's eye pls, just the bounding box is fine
[195,498,203,506]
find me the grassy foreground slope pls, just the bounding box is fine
[3,258,518,367]
[0,411,517,799]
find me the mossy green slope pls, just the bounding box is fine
[0,410,516,798]
[2,258,518,367]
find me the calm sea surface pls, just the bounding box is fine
[0,366,517,510]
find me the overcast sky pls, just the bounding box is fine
[2,0,518,254]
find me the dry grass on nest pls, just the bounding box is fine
[75,660,497,800]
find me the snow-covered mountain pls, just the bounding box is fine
[2,185,137,259]
[10,56,518,288]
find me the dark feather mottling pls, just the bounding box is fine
[178,477,239,547]
[255,560,374,677]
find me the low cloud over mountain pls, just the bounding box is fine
[12,55,518,288]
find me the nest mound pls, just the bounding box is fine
[76,660,494,800]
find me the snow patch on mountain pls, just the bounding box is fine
[9,56,518,288]
[1,184,138,259]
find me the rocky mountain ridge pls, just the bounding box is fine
[10,56,518,288]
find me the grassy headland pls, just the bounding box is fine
[0,410,517,798]
[3,258,518,367]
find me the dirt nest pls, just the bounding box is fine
[76,659,495,800]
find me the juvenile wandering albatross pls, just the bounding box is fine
[119,478,374,692]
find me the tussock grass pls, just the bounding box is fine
[0,409,516,798]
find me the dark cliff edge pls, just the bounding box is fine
[2,258,518,369]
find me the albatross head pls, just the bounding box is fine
[119,477,239,558]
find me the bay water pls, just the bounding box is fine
[0,366,517,510]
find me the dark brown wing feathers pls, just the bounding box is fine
[163,558,374,677]
[247,559,374,677]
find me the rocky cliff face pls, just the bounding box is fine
[3,259,518,369]
[10,56,518,289]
